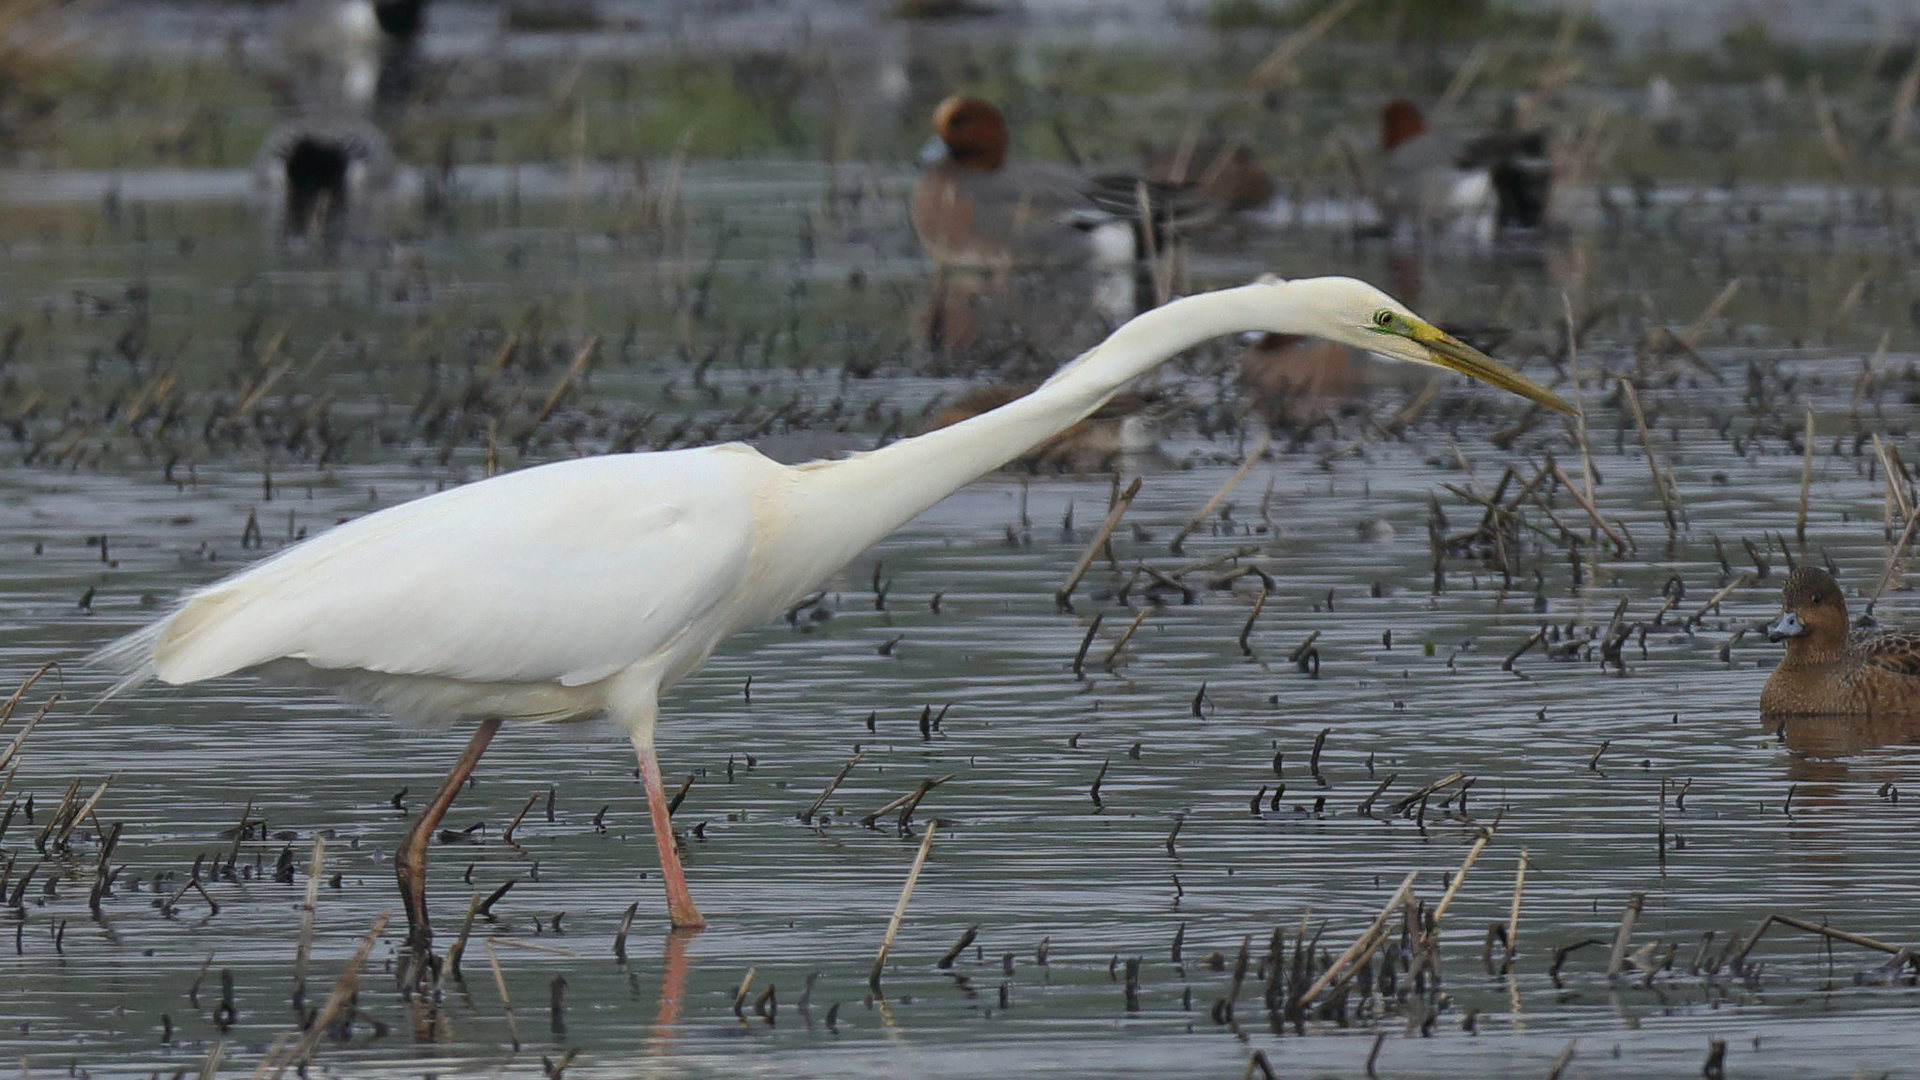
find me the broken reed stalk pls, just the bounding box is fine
[1506,850,1528,960]
[1797,406,1814,542]
[1237,587,1269,655]
[1872,510,1920,604]
[483,940,521,1051]
[1247,0,1366,88]
[1605,893,1644,979]
[1071,613,1104,678]
[1545,1038,1579,1080]
[444,891,483,979]
[1688,573,1750,625]
[1299,870,1418,1006]
[533,337,602,424]
[1617,378,1677,531]
[870,824,937,991]
[290,837,325,1007]
[859,775,953,828]
[1564,293,1599,514]
[0,694,56,774]
[1681,279,1742,350]
[1731,912,1914,969]
[1168,432,1271,554]
[266,912,388,1080]
[54,775,112,849]
[1549,463,1626,554]
[502,791,541,844]
[0,661,56,729]
[1057,477,1142,607]
[1102,607,1153,666]
[800,750,865,824]
[1430,827,1495,927]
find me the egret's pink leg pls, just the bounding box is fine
[635,737,706,929]
[396,717,503,953]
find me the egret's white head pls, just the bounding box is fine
[1253,275,1572,414]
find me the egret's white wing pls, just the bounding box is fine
[137,446,770,689]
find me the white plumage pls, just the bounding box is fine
[94,277,1567,944]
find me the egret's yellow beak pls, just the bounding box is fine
[1401,322,1573,414]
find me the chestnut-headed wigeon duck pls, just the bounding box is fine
[913,95,1204,271]
[1379,99,1552,238]
[1762,566,1920,716]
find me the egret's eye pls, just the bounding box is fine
[1372,309,1396,328]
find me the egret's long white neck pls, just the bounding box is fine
[761,283,1296,600]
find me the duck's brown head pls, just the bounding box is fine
[1768,566,1849,656]
[928,96,1010,171]
[1382,99,1426,152]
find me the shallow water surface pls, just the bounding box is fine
[5,75,1920,1080]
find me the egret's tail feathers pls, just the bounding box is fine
[87,622,163,702]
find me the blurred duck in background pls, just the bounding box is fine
[912,95,1219,350]
[255,117,396,243]
[261,0,427,243]
[914,95,1153,271]
[279,0,428,115]
[1377,99,1552,242]
[1138,135,1275,215]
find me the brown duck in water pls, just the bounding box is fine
[1762,566,1920,715]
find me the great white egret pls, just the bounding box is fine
[1762,566,1920,715]
[96,276,1570,948]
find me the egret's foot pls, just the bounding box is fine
[668,900,706,931]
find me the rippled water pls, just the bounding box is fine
[6,84,1920,1080]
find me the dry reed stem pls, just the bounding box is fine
[0,694,55,774]
[1797,406,1815,541]
[1605,893,1644,979]
[53,774,111,849]
[534,338,602,424]
[1873,511,1920,603]
[1435,39,1495,115]
[1247,0,1366,88]
[1169,432,1270,554]
[268,912,389,1079]
[1102,607,1153,666]
[1618,378,1677,531]
[1808,74,1852,171]
[801,749,865,824]
[871,824,938,991]
[1732,912,1913,969]
[483,939,520,1050]
[1300,870,1418,1006]
[1058,477,1142,606]
[1891,42,1920,146]
[1549,464,1626,553]
[1681,279,1742,350]
[1430,827,1495,928]
[502,790,541,844]
[0,661,56,729]
[291,838,325,1004]
[444,891,483,979]
[1506,849,1528,959]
